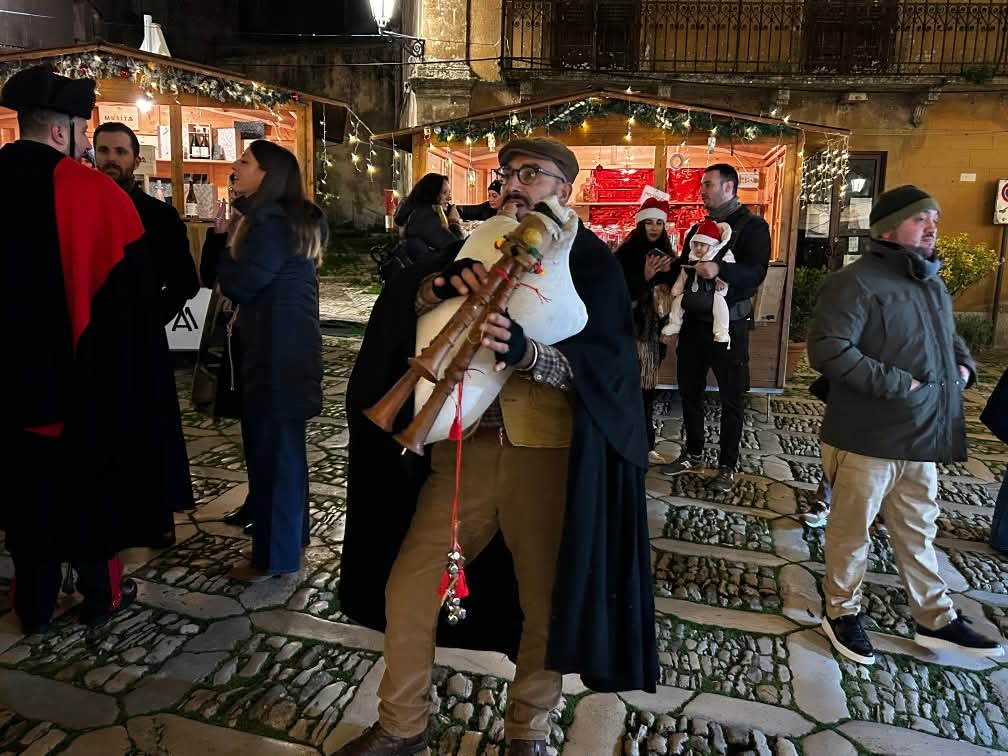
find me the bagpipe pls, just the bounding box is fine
[364,196,587,454]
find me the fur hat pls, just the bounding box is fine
[635,196,669,225]
[690,218,732,251]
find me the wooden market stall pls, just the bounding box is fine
[376,89,841,391]
[0,43,353,272]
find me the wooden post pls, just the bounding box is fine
[297,102,313,198]
[775,132,804,388]
[411,133,428,187]
[169,104,184,216]
[653,144,667,191]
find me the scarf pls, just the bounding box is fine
[707,196,742,222]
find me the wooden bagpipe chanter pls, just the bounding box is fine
[363,196,588,455]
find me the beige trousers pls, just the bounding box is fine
[377,431,568,741]
[821,442,956,630]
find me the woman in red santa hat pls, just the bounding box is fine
[615,195,678,464]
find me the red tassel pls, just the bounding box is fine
[449,382,463,441]
[454,569,470,599]
[438,572,450,597]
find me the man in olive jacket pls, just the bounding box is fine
[808,185,1003,665]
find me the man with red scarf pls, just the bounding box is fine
[0,66,179,633]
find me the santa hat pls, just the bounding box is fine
[635,197,669,225]
[691,218,732,250]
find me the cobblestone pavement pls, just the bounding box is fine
[0,315,1006,754]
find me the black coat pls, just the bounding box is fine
[129,186,200,325]
[458,202,496,222]
[982,369,1008,445]
[680,204,771,312]
[0,140,181,557]
[394,202,464,258]
[217,199,324,421]
[341,223,658,693]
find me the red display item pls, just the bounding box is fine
[666,168,704,203]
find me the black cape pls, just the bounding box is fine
[0,140,180,557]
[129,185,197,513]
[341,224,658,693]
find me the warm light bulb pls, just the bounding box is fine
[135,96,154,113]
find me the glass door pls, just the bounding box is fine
[833,153,886,267]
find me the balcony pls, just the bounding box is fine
[500,0,1008,78]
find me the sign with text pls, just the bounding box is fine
[738,170,760,190]
[166,287,212,351]
[996,179,1008,225]
[98,105,140,128]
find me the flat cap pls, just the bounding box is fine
[498,137,579,183]
[1,65,96,119]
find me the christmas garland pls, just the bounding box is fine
[431,98,795,146]
[0,52,300,111]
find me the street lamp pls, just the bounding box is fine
[369,0,393,30]
[369,0,425,60]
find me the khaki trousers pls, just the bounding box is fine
[821,442,956,630]
[377,431,568,741]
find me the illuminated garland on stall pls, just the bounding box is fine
[431,98,796,146]
[0,52,301,110]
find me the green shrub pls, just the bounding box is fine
[789,266,829,343]
[937,233,999,297]
[954,313,994,354]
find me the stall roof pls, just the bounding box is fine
[374,87,850,150]
[0,42,360,141]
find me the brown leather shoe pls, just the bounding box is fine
[508,740,548,755]
[333,724,428,756]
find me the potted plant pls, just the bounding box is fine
[786,266,829,380]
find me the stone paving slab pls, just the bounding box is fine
[0,330,1002,753]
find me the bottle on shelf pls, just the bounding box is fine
[199,131,210,159]
[185,180,198,218]
[153,180,165,203]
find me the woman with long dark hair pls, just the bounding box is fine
[217,140,326,581]
[393,172,464,260]
[615,197,678,464]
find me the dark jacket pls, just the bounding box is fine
[341,223,658,694]
[679,204,771,320]
[458,201,496,222]
[394,201,464,258]
[200,230,227,287]
[982,369,1008,444]
[807,238,976,462]
[218,198,325,421]
[129,186,200,324]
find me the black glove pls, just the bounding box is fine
[432,257,481,300]
[498,311,529,367]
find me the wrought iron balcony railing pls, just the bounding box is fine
[501,0,1008,77]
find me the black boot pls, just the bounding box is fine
[224,502,252,527]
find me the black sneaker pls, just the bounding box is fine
[660,452,703,477]
[710,467,735,492]
[915,616,1005,657]
[81,577,138,627]
[822,614,875,665]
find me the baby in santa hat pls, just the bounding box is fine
[662,217,736,347]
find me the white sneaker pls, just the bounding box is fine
[801,504,830,528]
[648,450,669,465]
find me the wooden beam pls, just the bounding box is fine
[169,104,185,216]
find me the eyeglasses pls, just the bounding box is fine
[494,165,566,185]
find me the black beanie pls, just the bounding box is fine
[869,185,940,238]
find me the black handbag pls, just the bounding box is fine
[192,291,242,419]
[371,238,415,284]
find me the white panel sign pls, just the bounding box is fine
[166,287,212,351]
[996,179,1008,225]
